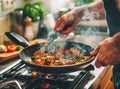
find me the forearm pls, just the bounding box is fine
[71,0,105,19]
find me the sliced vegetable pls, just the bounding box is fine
[34,58,42,64]
[0,44,7,53]
[16,45,21,51]
[59,60,66,65]
[40,83,50,89]
[31,71,38,77]
[7,44,16,52]
[83,56,90,60]
[7,44,21,52]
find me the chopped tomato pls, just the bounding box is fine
[39,61,44,66]
[59,60,66,65]
[64,49,70,54]
[45,75,49,78]
[83,56,90,60]
[70,47,74,53]
[73,49,80,56]
[69,60,75,64]
[59,47,63,52]
[34,58,42,64]
[7,44,16,52]
[49,63,55,66]
[28,61,34,64]
[40,83,50,89]
[31,71,38,77]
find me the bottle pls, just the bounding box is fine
[32,17,40,39]
[37,11,48,39]
[24,16,34,41]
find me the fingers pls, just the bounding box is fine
[95,51,111,68]
[93,46,110,68]
[95,54,108,68]
[61,27,73,35]
[54,18,65,31]
[90,46,100,56]
[54,13,79,34]
[61,19,79,35]
[95,54,102,68]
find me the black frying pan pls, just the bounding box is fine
[6,32,95,74]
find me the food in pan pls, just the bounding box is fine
[29,47,91,66]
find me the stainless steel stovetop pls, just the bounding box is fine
[0,33,108,89]
[0,57,94,89]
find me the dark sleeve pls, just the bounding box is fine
[103,0,120,36]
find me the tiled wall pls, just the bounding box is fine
[0,0,71,37]
[0,16,10,32]
[0,0,42,34]
[0,0,25,17]
[0,0,42,17]
[0,0,26,39]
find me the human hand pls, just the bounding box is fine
[90,37,120,68]
[54,9,82,35]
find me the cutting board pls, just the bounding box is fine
[0,39,48,63]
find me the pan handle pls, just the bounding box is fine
[5,32,30,47]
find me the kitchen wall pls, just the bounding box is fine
[0,0,71,17]
[0,0,101,42]
[0,0,25,17]
[0,0,33,41]
[0,0,71,33]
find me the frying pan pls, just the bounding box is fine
[6,32,95,74]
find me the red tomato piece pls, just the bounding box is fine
[34,58,42,64]
[39,61,45,66]
[31,71,38,77]
[69,60,75,64]
[58,47,63,52]
[59,60,66,65]
[73,50,80,56]
[40,83,50,89]
[7,44,16,52]
[70,47,74,53]
[64,49,70,54]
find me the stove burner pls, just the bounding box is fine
[0,80,22,89]
[0,61,94,89]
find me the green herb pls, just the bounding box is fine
[43,57,47,60]
[31,56,35,60]
[53,62,59,66]
[80,57,87,62]
[16,45,20,51]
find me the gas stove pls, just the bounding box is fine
[0,58,95,89]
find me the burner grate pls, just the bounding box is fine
[0,60,94,89]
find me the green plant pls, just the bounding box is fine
[23,2,47,22]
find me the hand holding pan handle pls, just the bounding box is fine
[5,32,30,47]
